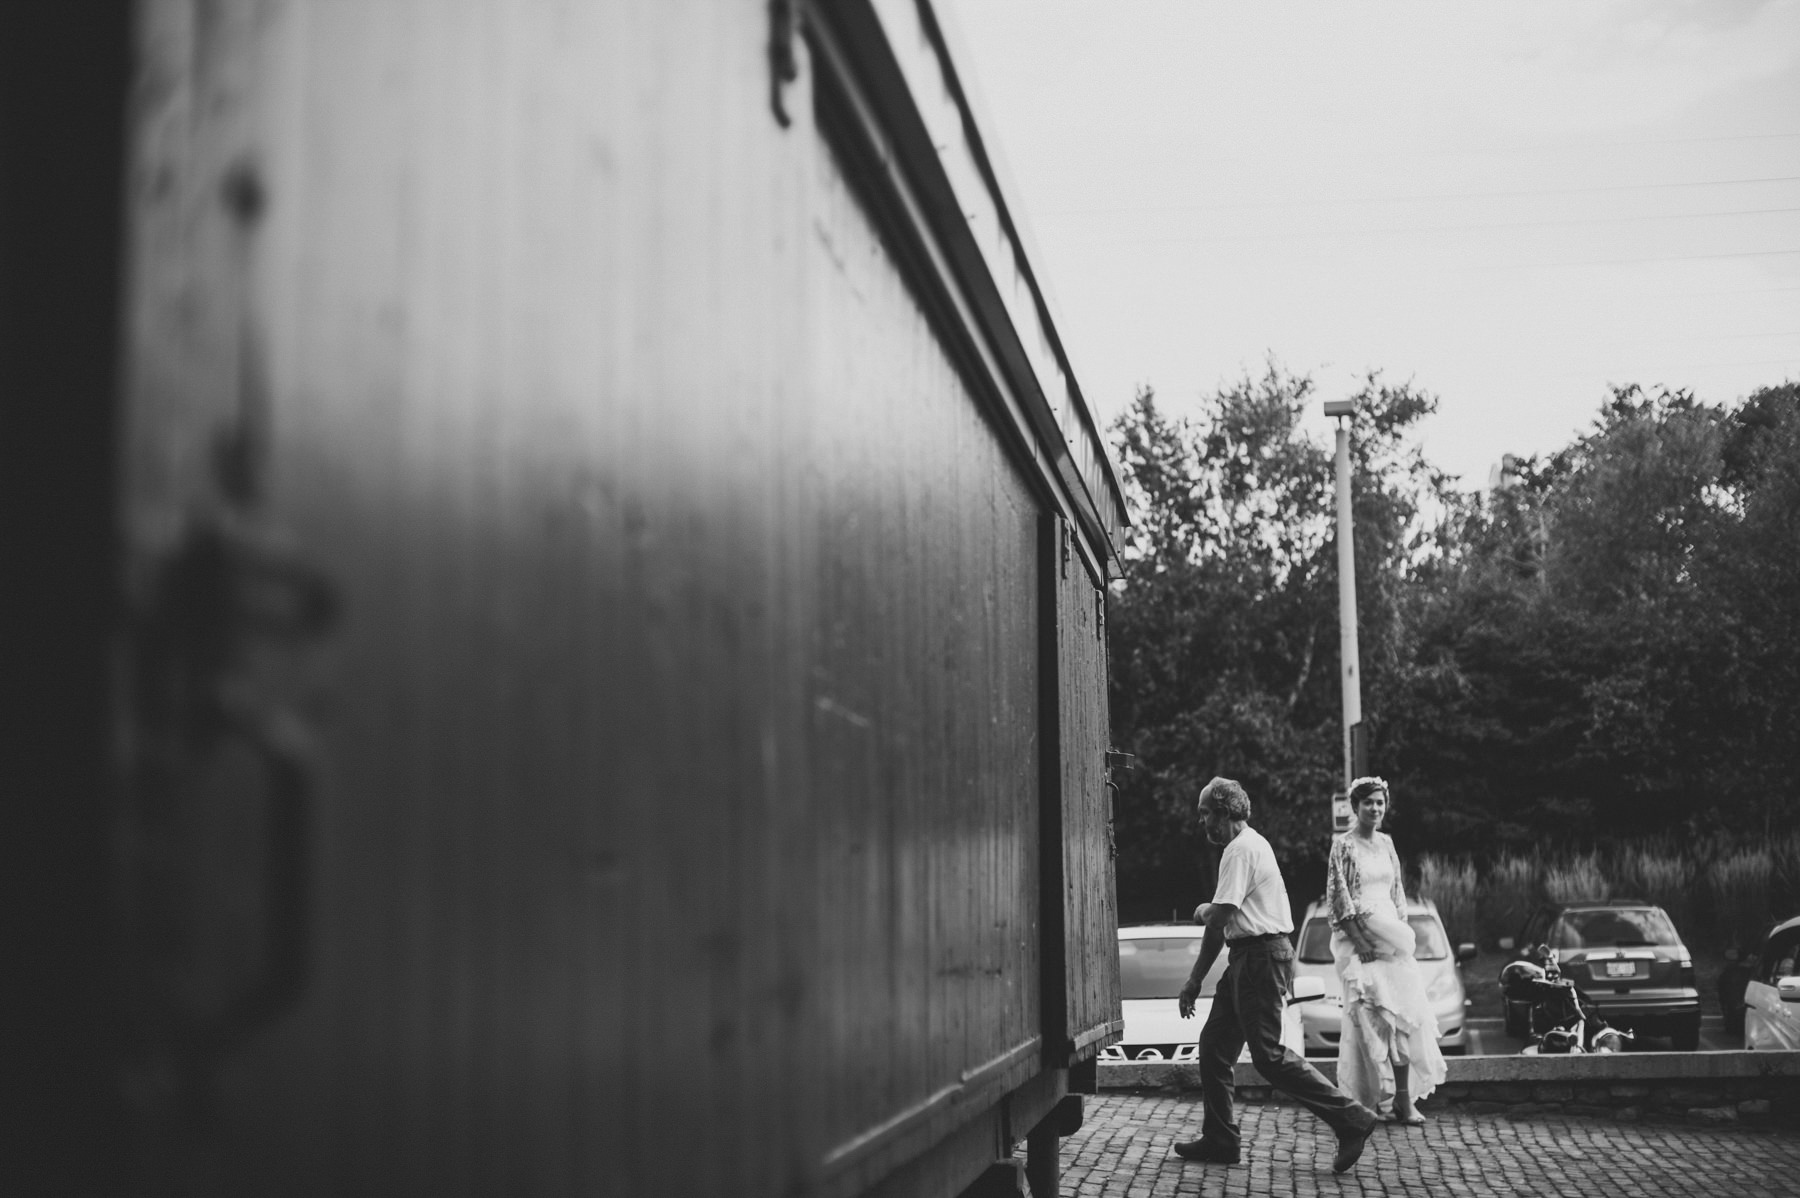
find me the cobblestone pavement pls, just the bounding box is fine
[1063,1093,1800,1197]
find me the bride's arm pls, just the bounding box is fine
[1346,917,1380,961]
[1385,835,1407,914]
[1327,838,1381,961]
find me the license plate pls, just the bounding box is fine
[1605,960,1636,978]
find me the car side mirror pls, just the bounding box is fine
[1497,937,1514,952]
[1456,943,1477,964]
[1289,975,1326,1004]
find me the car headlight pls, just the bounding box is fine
[1426,970,1458,1005]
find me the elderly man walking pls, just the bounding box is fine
[1176,777,1378,1173]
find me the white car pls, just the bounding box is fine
[1101,924,1318,1063]
[1291,899,1476,1055]
[1744,915,1800,1051]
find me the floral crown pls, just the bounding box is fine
[1347,776,1389,801]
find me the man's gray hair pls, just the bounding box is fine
[1198,776,1252,821]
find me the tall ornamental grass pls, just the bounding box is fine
[1541,851,1609,904]
[1707,848,1773,949]
[1481,854,1539,948]
[1415,853,1479,948]
[1770,832,1800,919]
[1606,839,1695,936]
[1399,834,1800,953]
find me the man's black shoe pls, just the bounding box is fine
[1172,1139,1239,1165]
[1331,1122,1375,1174]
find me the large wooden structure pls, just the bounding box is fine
[6,2,1127,1195]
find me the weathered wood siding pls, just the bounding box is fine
[807,59,1045,1189]
[1053,528,1123,1062]
[111,2,1119,1195]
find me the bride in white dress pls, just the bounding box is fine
[1324,777,1446,1123]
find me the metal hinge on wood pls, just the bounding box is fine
[1094,586,1105,639]
[1103,751,1134,860]
[769,0,802,127]
[1059,515,1071,579]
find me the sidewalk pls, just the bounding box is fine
[1062,1093,1800,1197]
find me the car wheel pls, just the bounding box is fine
[1672,1015,1701,1052]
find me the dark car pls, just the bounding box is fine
[1502,899,1701,1050]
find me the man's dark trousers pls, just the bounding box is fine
[1196,936,1376,1153]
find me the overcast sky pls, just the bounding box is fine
[940,0,1800,491]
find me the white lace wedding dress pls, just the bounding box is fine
[1328,833,1447,1115]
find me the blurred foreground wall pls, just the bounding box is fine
[6,2,1127,1195]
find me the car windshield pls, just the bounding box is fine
[1408,915,1449,961]
[1298,919,1333,963]
[1298,915,1448,961]
[1760,930,1800,984]
[1119,937,1209,1000]
[1549,907,1680,949]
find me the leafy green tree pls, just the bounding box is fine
[1385,382,1800,853]
[1106,365,1458,915]
[1109,367,1800,900]
[1701,382,1800,834]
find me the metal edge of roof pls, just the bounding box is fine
[875,0,1132,548]
[804,4,1112,587]
[918,1,1131,515]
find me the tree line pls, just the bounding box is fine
[1106,367,1800,920]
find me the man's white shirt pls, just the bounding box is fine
[1212,825,1293,939]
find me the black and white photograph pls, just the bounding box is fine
[6,2,1799,1195]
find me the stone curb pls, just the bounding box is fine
[1099,1050,1800,1127]
[1101,1048,1800,1089]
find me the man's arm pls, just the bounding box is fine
[1178,902,1240,1018]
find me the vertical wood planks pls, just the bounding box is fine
[113,1,1098,1195]
[1058,547,1123,1058]
[807,96,1042,1187]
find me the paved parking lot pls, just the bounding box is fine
[1063,1093,1800,1196]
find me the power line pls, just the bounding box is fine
[1397,204,1800,235]
[1659,357,1800,371]
[1622,132,1800,144]
[1097,205,1800,246]
[1492,247,1800,269]
[1039,175,1800,218]
[1687,284,1800,297]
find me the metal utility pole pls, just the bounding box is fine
[1323,398,1362,825]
